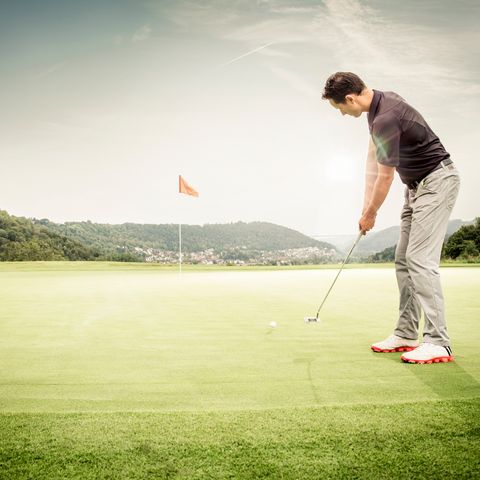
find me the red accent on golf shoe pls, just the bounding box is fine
[400,355,454,364]
[371,345,416,353]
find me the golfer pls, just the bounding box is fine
[322,72,460,364]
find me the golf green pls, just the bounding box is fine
[1,262,479,478]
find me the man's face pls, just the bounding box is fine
[328,95,363,117]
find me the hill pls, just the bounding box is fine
[37,219,336,253]
[0,210,338,264]
[365,218,479,263]
[320,219,474,255]
[0,210,102,261]
[36,219,338,264]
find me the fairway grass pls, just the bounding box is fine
[1,263,479,478]
[1,399,479,479]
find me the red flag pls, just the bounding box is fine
[179,175,199,197]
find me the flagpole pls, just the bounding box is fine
[178,174,198,275]
[178,174,181,275]
[179,222,182,274]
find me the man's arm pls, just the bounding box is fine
[363,137,378,213]
[360,113,400,232]
[359,163,395,232]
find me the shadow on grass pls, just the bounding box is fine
[293,356,319,404]
[376,351,480,401]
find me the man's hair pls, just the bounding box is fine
[322,72,366,104]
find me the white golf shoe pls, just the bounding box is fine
[371,334,419,353]
[401,343,454,364]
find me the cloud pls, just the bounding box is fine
[113,34,123,45]
[255,46,291,58]
[267,64,318,98]
[218,42,276,67]
[269,6,320,15]
[34,62,67,80]
[151,0,480,104]
[319,0,477,97]
[132,24,152,43]
[152,1,240,32]
[221,17,314,45]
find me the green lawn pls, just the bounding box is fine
[0,262,479,478]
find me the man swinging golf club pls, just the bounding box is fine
[322,72,460,364]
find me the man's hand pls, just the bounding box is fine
[359,211,376,233]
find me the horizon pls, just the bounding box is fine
[5,207,474,240]
[1,1,479,237]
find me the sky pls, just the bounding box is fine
[1,0,479,236]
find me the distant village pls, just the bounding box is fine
[131,246,338,266]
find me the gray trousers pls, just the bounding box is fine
[394,162,460,347]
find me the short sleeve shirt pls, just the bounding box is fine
[367,90,450,185]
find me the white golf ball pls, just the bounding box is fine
[269,321,277,328]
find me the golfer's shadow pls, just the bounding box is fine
[378,351,480,400]
[293,356,320,404]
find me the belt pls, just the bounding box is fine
[407,159,454,190]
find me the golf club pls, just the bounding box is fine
[304,230,364,323]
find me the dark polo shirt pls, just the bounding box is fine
[367,89,450,186]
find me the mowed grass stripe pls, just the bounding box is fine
[1,399,479,480]
[0,266,479,412]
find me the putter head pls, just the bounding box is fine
[304,316,320,323]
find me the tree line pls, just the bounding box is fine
[37,219,334,253]
[368,218,480,263]
[0,211,335,262]
[1,209,477,263]
[0,211,141,262]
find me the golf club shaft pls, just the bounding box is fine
[315,231,363,318]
